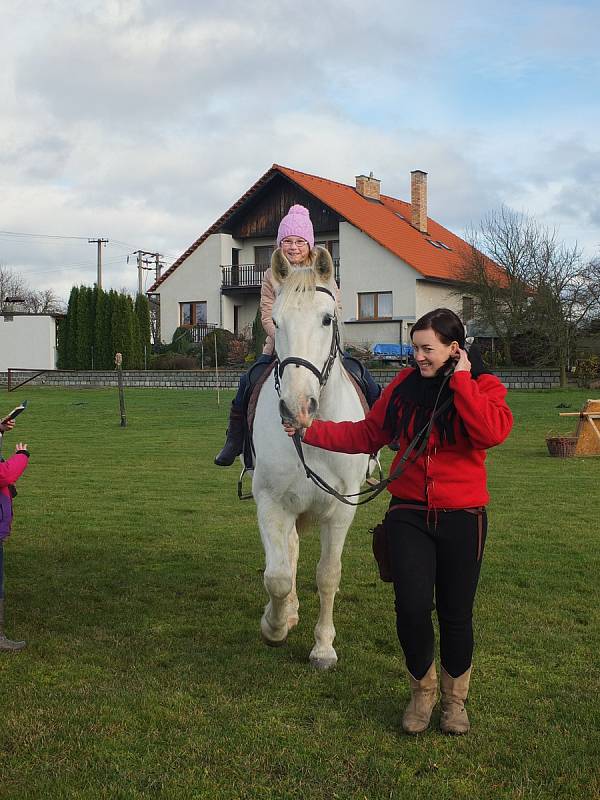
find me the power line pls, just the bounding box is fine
[0,230,92,241]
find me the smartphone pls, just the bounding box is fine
[1,400,28,424]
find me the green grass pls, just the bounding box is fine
[0,386,598,799]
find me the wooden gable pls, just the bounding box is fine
[220,173,343,240]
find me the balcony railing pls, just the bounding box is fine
[178,321,218,343]
[221,259,340,290]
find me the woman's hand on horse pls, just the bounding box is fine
[282,421,306,438]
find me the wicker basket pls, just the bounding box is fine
[545,436,577,458]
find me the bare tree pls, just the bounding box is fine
[0,264,65,314]
[456,208,600,385]
[457,208,537,365]
[531,242,600,386]
[0,265,28,311]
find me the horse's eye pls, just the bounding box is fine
[322,315,332,327]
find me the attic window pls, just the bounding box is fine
[427,239,453,251]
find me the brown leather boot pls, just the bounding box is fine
[0,598,26,652]
[440,666,472,734]
[401,662,437,735]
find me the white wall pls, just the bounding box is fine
[157,233,234,343]
[0,315,57,371]
[338,222,419,347]
[415,281,463,322]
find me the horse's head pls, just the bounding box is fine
[271,246,339,428]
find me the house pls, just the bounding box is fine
[0,312,61,372]
[149,164,502,349]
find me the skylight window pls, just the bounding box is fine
[427,240,442,249]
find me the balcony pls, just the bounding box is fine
[221,260,340,293]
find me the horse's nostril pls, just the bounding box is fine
[308,397,318,416]
[279,399,292,421]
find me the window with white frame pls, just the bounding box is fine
[358,291,392,320]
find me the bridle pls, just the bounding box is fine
[273,286,342,396]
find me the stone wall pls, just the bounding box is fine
[0,367,561,391]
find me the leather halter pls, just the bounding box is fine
[273,286,342,396]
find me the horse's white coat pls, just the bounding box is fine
[251,258,368,669]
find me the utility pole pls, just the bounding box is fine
[132,250,157,294]
[154,252,165,284]
[89,238,109,289]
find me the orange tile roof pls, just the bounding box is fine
[149,164,504,291]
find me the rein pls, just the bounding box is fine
[291,376,453,506]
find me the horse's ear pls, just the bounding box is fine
[313,246,333,282]
[271,248,291,283]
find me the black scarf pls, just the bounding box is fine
[384,343,492,447]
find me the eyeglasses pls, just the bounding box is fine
[281,238,309,248]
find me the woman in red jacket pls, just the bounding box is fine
[284,308,512,735]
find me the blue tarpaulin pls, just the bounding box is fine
[372,343,413,359]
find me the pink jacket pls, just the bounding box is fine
[0,452,29,539]
[260,267,341,355]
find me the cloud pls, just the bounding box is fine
[1,0,599,302]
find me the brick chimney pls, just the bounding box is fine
[410,170,428,233]
[355,172,381,201]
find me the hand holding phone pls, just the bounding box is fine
[1,400,28,425]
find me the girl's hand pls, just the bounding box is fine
[0,419,15,433]
[453,348,472,373]
[15,442,28,452]
[282,421,306,438]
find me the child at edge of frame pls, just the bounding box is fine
[0,416,31,651]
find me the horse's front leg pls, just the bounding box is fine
[257,498,296,647]
[310,515,350,670]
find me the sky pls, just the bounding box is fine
[1,0,599,302]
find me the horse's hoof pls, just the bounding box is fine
[261,629,288,648]
[309,655,338,671]
[260,616,288,647]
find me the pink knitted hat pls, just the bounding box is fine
[276,205,315,248]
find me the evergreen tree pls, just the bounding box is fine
[56,315,68,368]
[93,289,106,369]
[75,286,92,368]
[134,294,152,369]
[64,286,80,368]
[111,293,134,367]
[89,286,98,368]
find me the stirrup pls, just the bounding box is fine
[237,465,254,500]
[365,454,383,487]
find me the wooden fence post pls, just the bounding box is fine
[115,353,127,427]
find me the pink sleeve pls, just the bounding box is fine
[0,453,29,488]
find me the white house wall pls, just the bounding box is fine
[415,281,463,322]
[0,315,57,371]
[158,233,234,343]
[338,222,419,347]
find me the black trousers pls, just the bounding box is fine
[386,501,487,680]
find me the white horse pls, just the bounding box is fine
[251,246,368,670]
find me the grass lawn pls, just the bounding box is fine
[0,385,598,799]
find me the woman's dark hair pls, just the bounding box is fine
[411,307,465,348]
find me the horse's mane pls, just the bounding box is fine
[275,267,344,346]
[276,267,317,315]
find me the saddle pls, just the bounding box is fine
[242,357,369,470]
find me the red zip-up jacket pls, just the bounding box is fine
[303,368,513,509]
